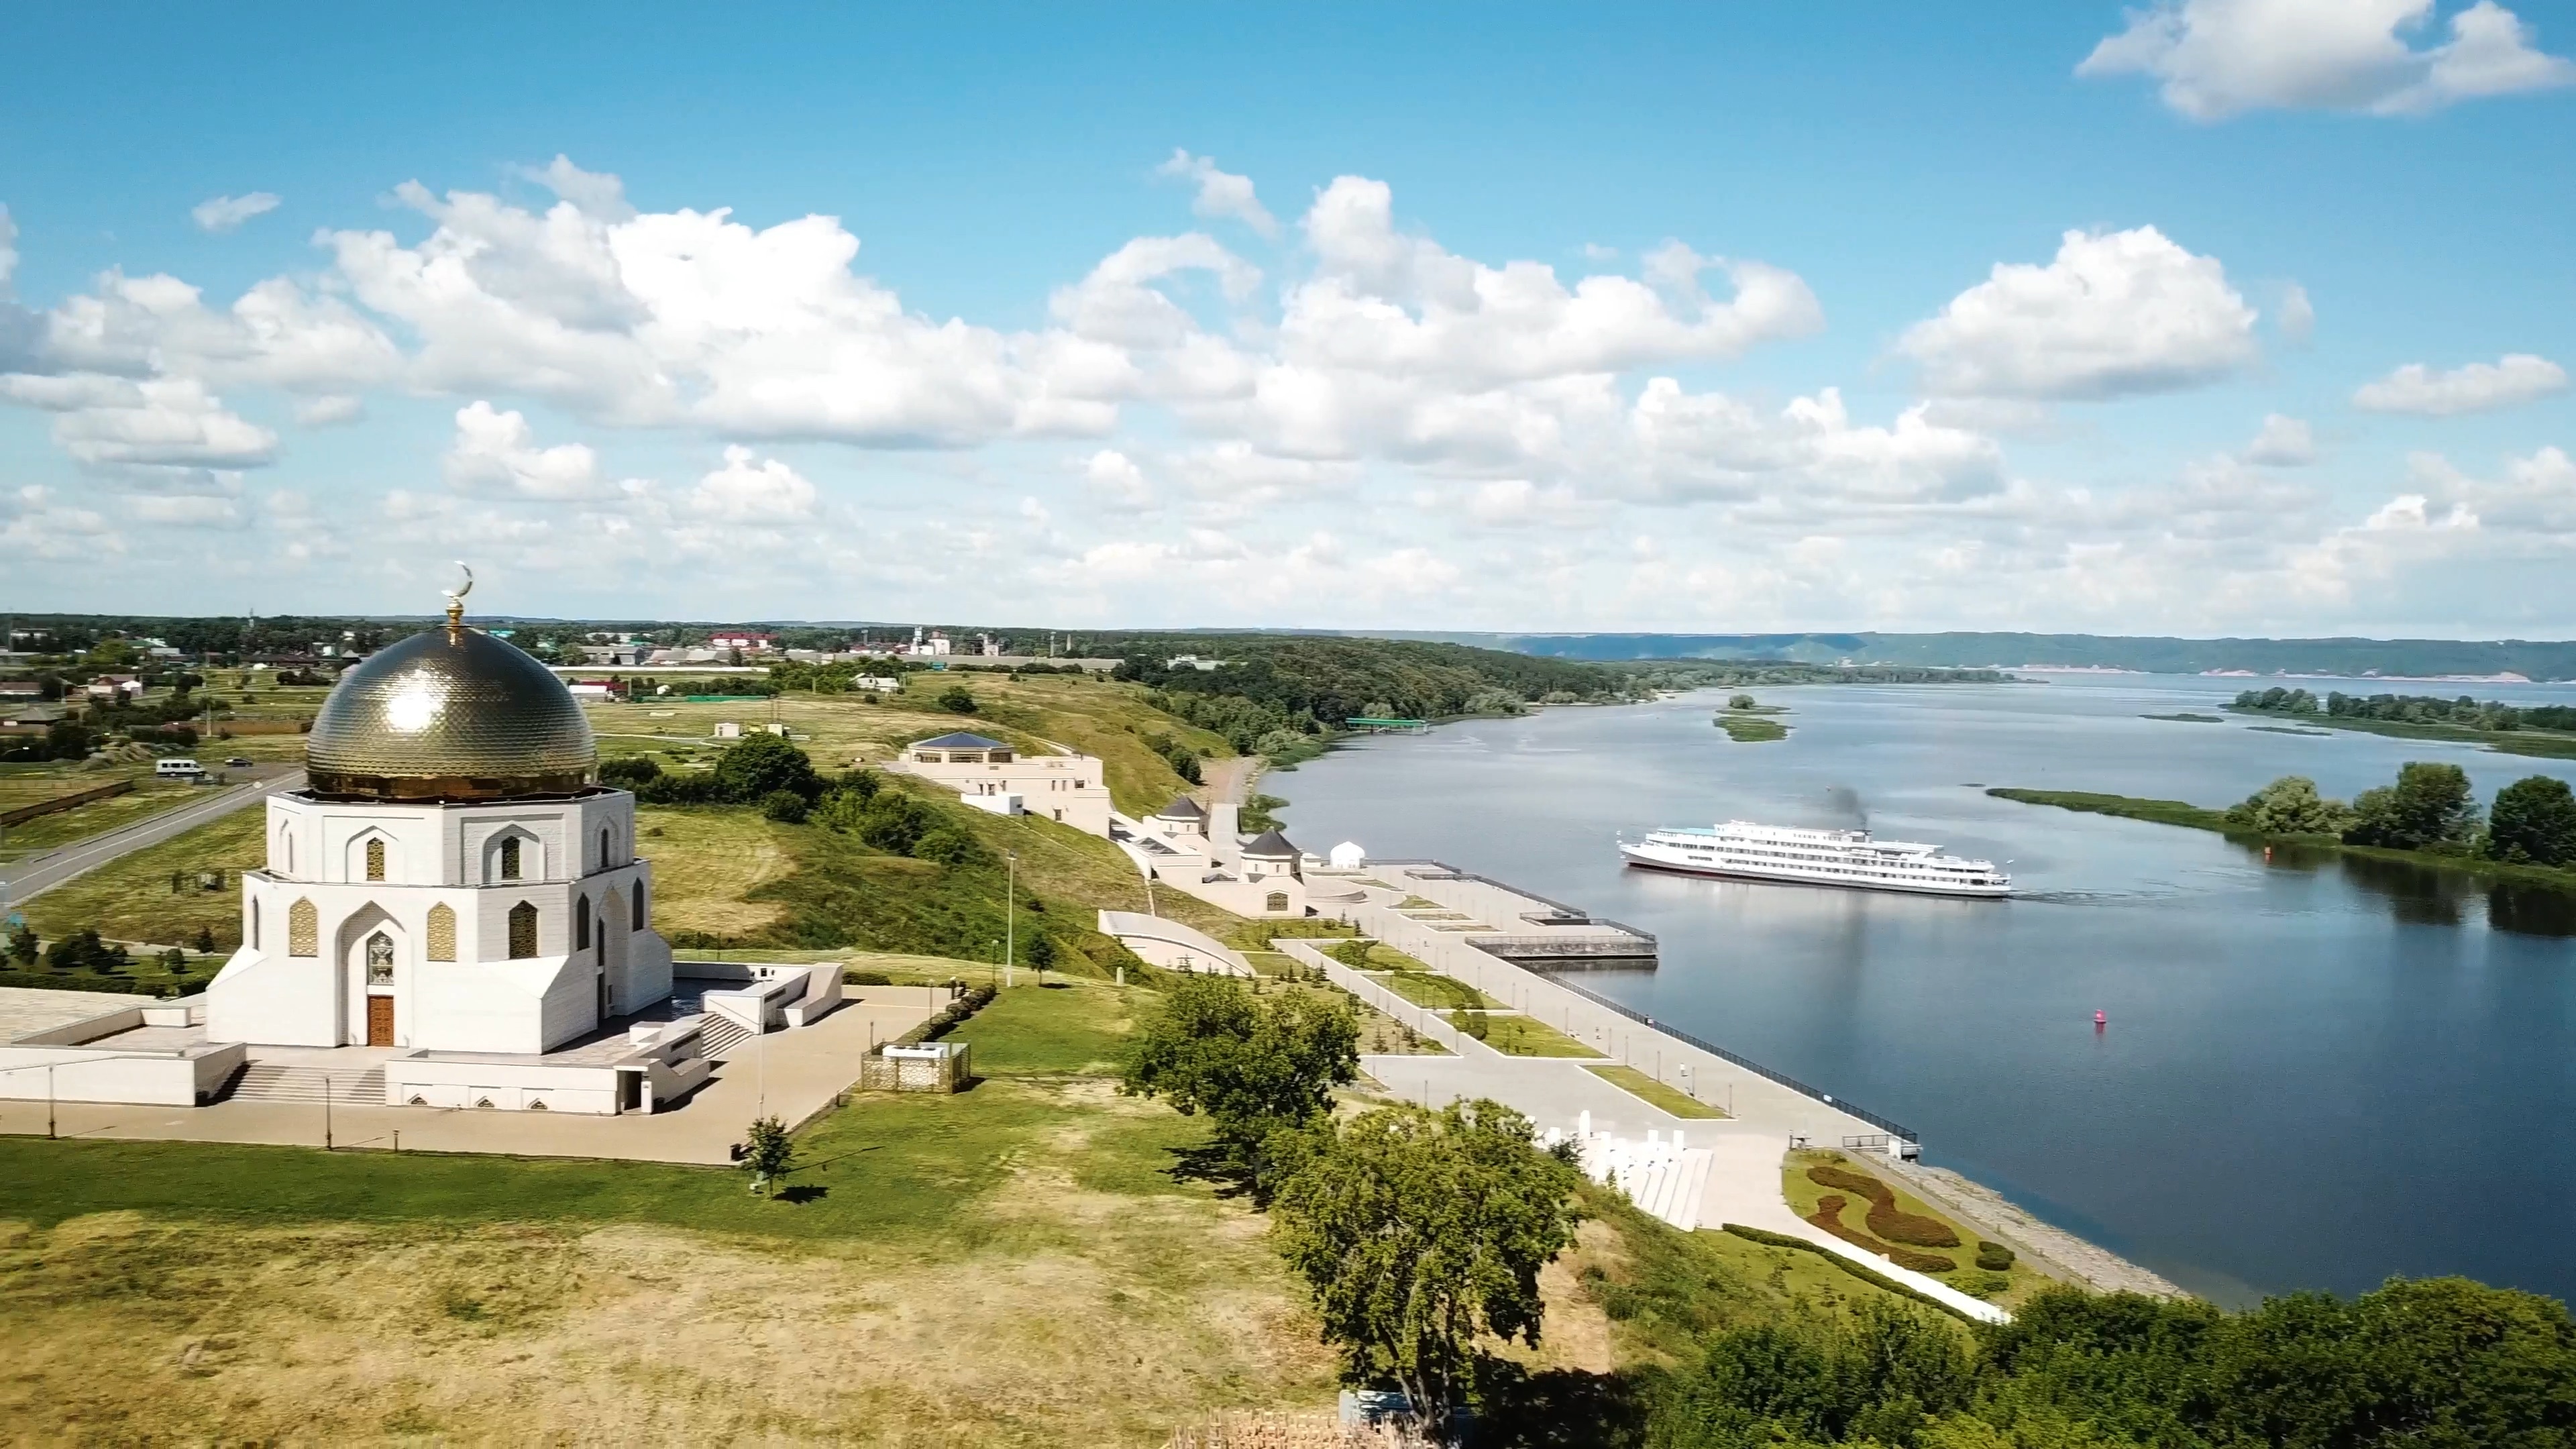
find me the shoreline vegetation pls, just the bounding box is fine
[2229,687,2576,759]
[1714,692,1791,743]
[1988,782,2576,896]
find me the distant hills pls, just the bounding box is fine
[1374,633,2576,683]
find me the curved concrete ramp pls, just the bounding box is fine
[1097,911,1252,975]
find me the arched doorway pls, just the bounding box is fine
[599,888,629,1019]
[335,904,405,1047]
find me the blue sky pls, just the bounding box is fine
[3,1,2571,633]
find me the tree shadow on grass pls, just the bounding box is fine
[1471,1360,1645,1448]
[775,1184,830,1203]
[1164,1140,1260,1201]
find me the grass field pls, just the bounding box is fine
[583,672,1231,818]
[1585,1063,1728,1118]
[0,777,209,861]
[19,808,265,950]
[0,967,1891,1444]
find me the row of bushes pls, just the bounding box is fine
[890,983,998,1048]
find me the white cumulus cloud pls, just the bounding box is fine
[443,400,622,499]
[191,193,281,233]
[2080,0,2576,119]
[689,445,818,520]
[1897,227,2257,400]
[2353,354,2567,415]
[2245,413,2318,466]
[1156,150,1278,237]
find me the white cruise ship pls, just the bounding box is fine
[1619,821,2011,898]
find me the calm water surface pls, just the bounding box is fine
[1275,676,2576,1305]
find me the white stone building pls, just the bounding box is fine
[898,731,1112,835]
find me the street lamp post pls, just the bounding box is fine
[323,1073,333,1150]
[1005,851,1017,988]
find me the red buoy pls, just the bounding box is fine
[2094,1010,2108,1028]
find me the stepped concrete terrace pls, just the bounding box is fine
[0,981,943,1164]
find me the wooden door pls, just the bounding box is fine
[366,994,395,1046]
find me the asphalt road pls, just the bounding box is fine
[0,765,303,910]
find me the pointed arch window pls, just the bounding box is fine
[599,826,611,868]
[365,837,386,882]
[250,898,261,951]
[576,896,591,950]
[507,902,538,959]
[631,879,645,930]
[499,836,523,881]
[287,898,318,957]
[426,904,457,961]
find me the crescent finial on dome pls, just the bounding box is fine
[443,562,474,641]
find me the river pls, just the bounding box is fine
[1271,674,2576,1306]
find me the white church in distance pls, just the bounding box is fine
[207,597,676,1054]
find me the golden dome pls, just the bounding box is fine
[304,626,596,802]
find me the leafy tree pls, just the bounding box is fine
[935,684,977,714]
[1269,1099,1586,1433]
[2344,762,2481,851]
[742,1114,794,1197]
[759,789,810,824]
[1728,694,1759,710]
[599,755,662,788]
[2224,775,2357,836]
[46,928,127,973]
[160,947,187,975]
[2485,775,2576,866]
[912,824,985,866]
[815,787,936,855]
[193,924,215,955]
[710,733,822,804]
[4,926,36,967]
[1120,972,1359,1163]
[1026,932,1059,981]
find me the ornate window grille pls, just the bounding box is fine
[426,904,457,961]
[507,902,538,959]
[287,898,318,957]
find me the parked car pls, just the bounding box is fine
[225,756,254,767]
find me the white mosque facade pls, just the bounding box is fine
[207,788,671,1055]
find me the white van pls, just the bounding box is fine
[154,757,204,779]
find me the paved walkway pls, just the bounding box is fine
[0,987,937,1165]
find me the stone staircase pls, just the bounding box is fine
[225,1063,385,1106]
[694,1014,755,1059]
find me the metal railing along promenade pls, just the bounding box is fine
[1538,972,1918,1144]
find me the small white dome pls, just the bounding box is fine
[1328,841,1366,869]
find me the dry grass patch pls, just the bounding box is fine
[634,805,799,936]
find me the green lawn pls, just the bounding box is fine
[955,978,1141,1077]
[1369,968,1501,1012]
[1473,1013,1605,1059]
[1585,1063,1728,1118]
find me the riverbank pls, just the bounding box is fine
[1987,786,2576,895]
[2228,706,2576,759]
